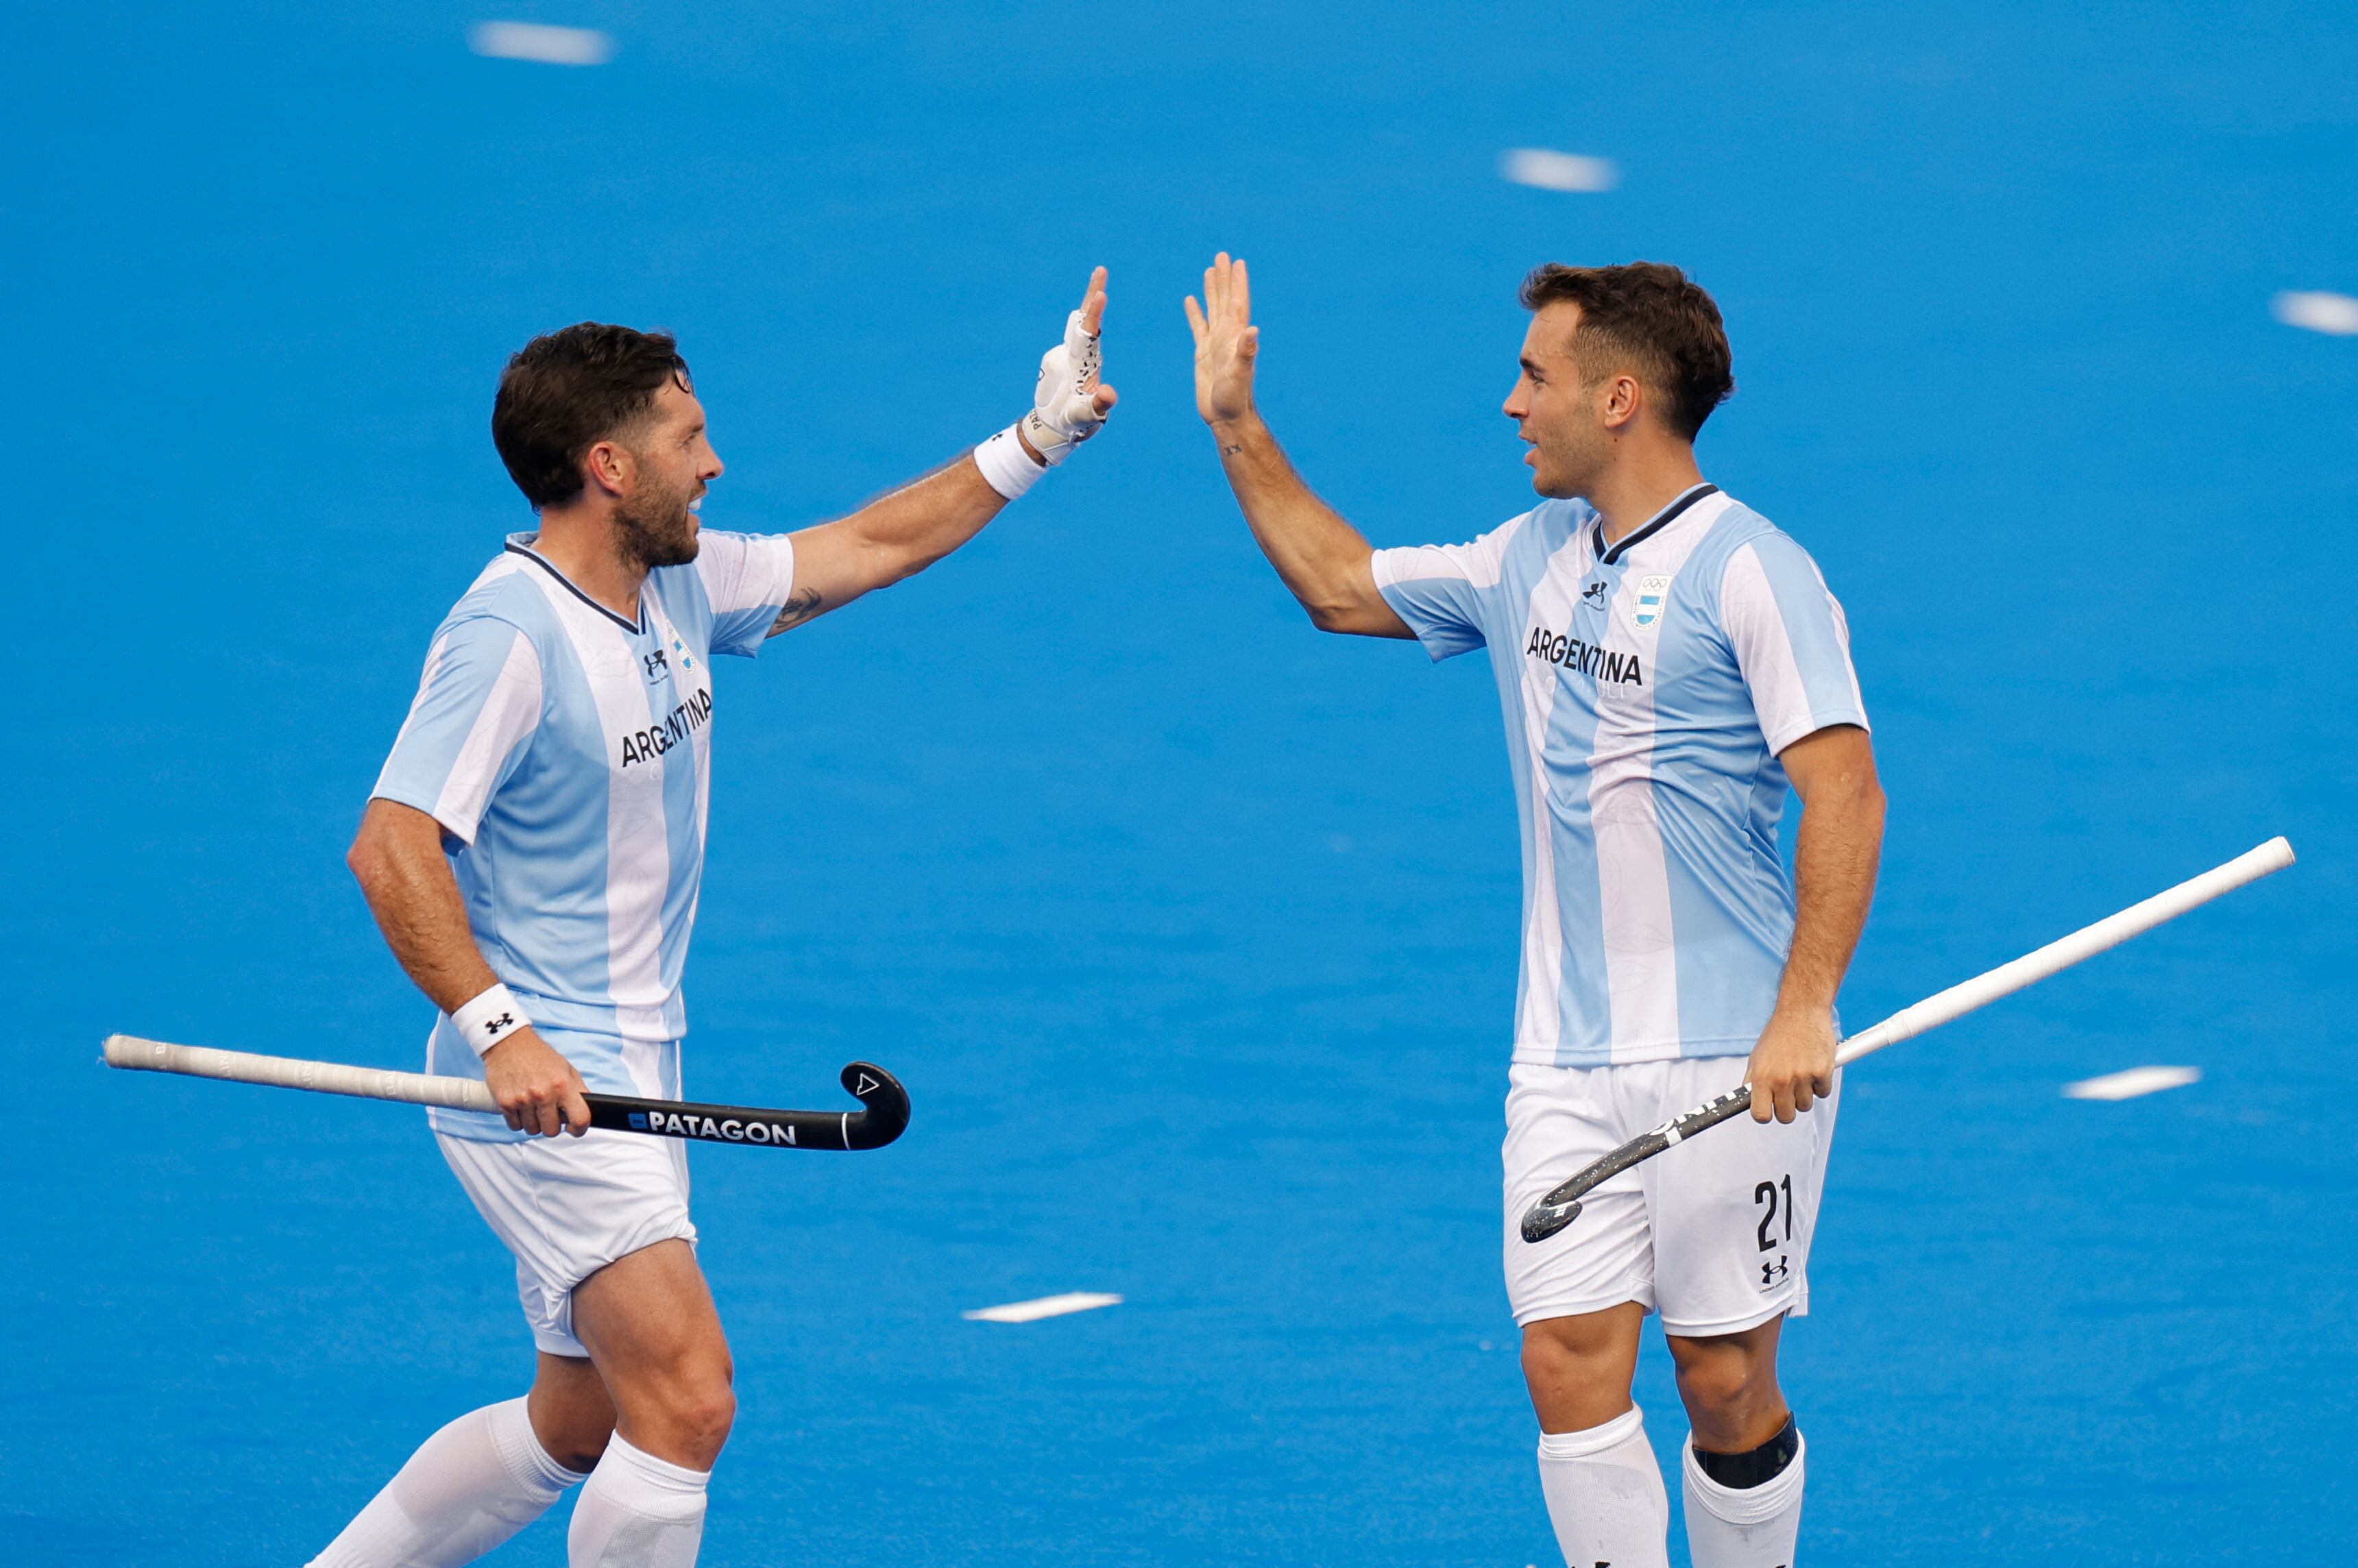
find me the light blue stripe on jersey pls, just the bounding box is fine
[374,528,794,1141]
[1372,488,1868,1068]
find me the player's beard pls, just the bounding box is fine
[1531,411,1612,501]
[613,468,701,570]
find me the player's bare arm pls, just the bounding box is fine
[1745,723,1885,1123]
[1184,253,1413,638]
[779,267,1119,632]
[347,798,591,1138]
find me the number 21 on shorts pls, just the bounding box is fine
[1755,1174,1793,1290]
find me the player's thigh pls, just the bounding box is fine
[1646,1055,1840,1338]
[572,1238,733,1388]
[1504,1062,1660,1326]
[438,1124,698,1358]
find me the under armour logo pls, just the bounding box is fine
[1760,1256,1790,1286]
[1581,581,1608,609]
[487,1013,515,1035]
[643,649,669,679]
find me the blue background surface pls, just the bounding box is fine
[5,3,2354,1562]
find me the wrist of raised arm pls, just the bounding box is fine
[1208,411,1267,451]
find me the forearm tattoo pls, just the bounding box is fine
[768,587,823,635]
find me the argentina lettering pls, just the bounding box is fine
[1524,624,1645,686]
[620,687,714,767]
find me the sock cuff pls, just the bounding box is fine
[487,1397,587,1495]
[1684,1425,1806,1524]
[601,1431,712,1506]
[1537,1403,1646,1461]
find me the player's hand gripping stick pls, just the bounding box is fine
[1518,836,2296,1244]
[103,1036,910,1151]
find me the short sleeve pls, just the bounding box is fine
[692,530,797,657]
[369,616,544,845]
[1370,519,1523,662]
[1719,532,1869,755]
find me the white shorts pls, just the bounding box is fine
[438,1126,698,1358]
[1503,1055,1840,1336]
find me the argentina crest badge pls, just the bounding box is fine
[1629,574,1673,630]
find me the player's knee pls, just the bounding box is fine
[665,1358,736,1458]
[677,1383,736,1460]
[1520,1318,1623,1391]
[1669,1340,1777,1429]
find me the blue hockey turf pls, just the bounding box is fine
[7,3,2355,1562]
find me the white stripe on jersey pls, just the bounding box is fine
[522,564,674,1024]
[1591,502,1716,1062]
[1511,529,1586,1060]
[433,630,543,840]
[1721,541,1867,754]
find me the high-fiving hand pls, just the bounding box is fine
[1184,252,1259,426]
[1020,265,1118,465]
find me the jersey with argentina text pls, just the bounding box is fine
[370,528,796,1142]
[1372,485,1868,1069]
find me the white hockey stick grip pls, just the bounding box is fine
[1833,835,2295,1068]
[102,1034,499,1114]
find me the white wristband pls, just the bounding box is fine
[452,983,531,1058]
[973,424,1047,500]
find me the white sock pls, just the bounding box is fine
[1535,1404,1670,1568]
[568,1431,710,1567]
[1681,1425,1806,1568]
[308,1397,587,1567]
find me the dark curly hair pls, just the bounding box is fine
[491,323,692,509]
[1518,262,1734,440]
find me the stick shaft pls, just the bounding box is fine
[102,1035,910,1151]
[1832,835,2294,1067]
[105,1034,496,1112]
[1520,836,2294,1243]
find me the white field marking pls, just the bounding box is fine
[2272,291,2358,336]
[467,21,615,66]
[2063,1065,2202,1101]
[962,1292,1123,1324]
[1500,148,1618,193]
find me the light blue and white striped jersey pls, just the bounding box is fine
[1372,485,1867,1068]
[372,528,796,1140]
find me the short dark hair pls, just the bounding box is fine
[491,323,692,509]
[1518,262,1733,440]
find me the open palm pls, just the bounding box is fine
[1183,252,1259,425]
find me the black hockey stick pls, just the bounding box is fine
[1519,837,2294,1244]
[102,1035,910,1151]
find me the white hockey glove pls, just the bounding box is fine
[1019,308,1108,465]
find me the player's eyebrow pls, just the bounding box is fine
[1520,355,1544,377]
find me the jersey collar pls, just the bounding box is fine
[505,535,646,635]
[1591,482,1719,567]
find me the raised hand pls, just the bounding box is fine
[1184,252,1259,426]
[1021,265,1118,465]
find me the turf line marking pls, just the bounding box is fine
[1500,148,1618,193]
[962,1292,1123,1324]
[2272,291,2358,336]
[468,21,615,66]
[2063,1065,2202,1101]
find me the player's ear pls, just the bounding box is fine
[1600,372,1643,431]
[583,439,631,497]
